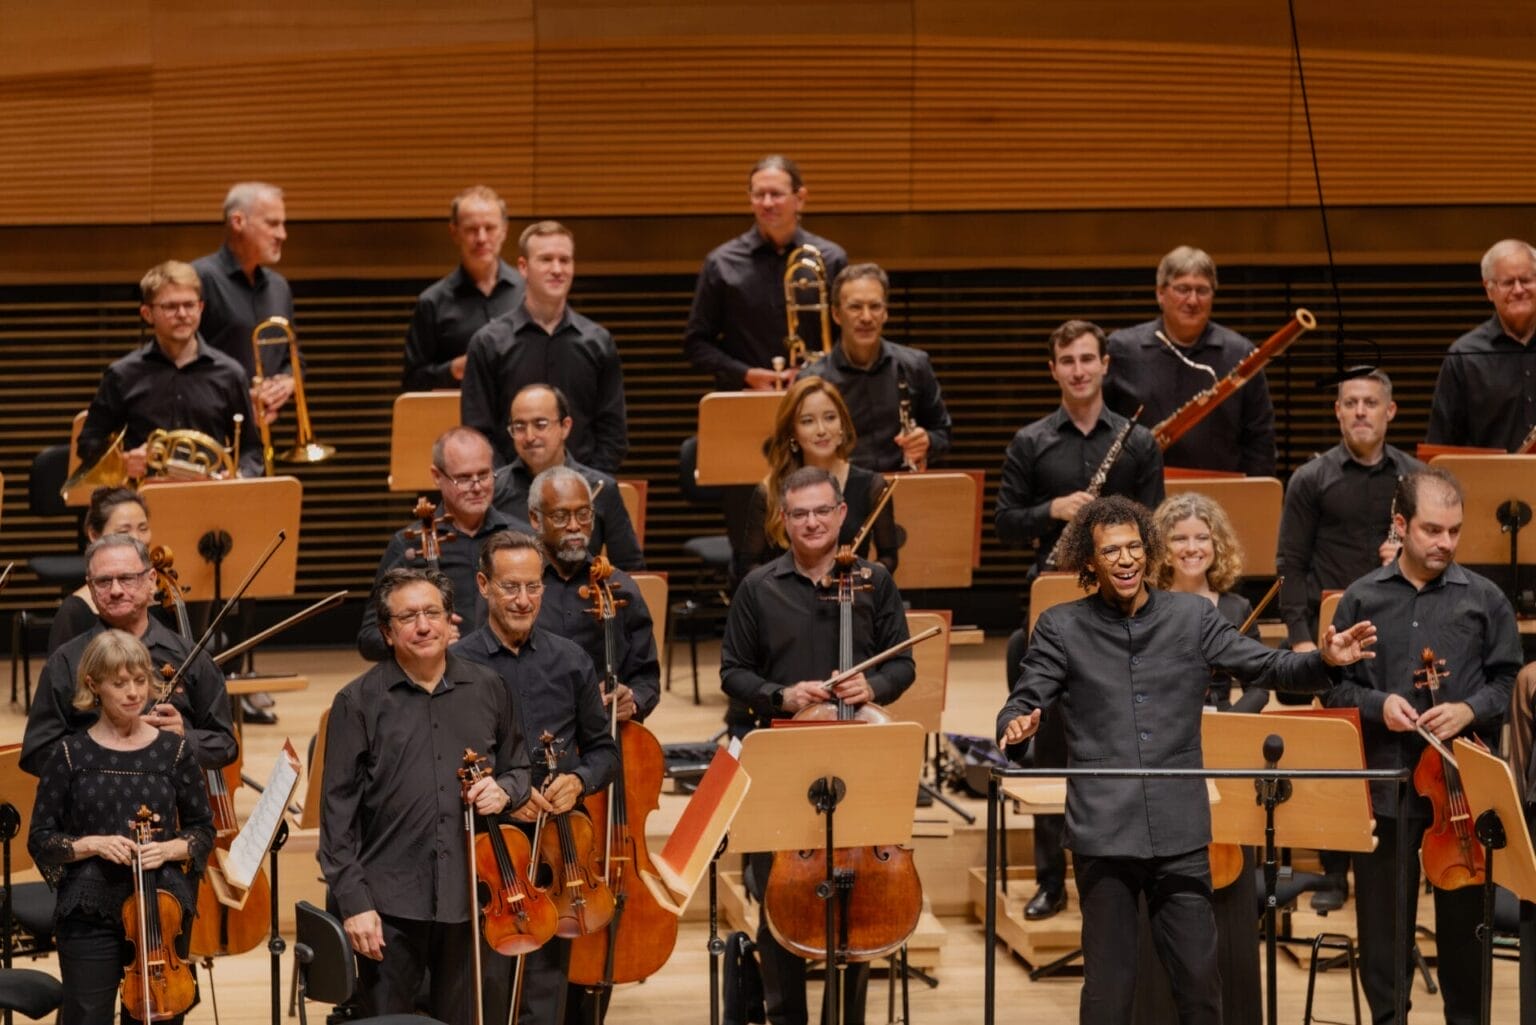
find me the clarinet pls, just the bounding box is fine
[1041,407,1143,571]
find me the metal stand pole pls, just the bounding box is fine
[1474,809,1506,1025]
[268,820,289,1025]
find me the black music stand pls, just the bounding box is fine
[730,722,925,1025]
[1427,455,1536,610]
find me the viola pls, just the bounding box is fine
[1412,648,1487,890]
[458,749,558,957]
[404,495,455,571]
[568,559,678,989]
[535,731,615,938]
[121,805,196,1022]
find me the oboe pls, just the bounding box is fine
[1041,406,1143,571]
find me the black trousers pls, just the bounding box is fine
[1352,816,1482,1025]
[355,914,483,1025]
[482,936,571,1025]
[1005,627,1066,894]
[1073,848,1221,1025]
[746,852,871,1025]
[56,912,193,1025]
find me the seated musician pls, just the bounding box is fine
[720,465,915,1025]
[403,185,526,391]
[730,377,899,583]
[490,384,643,571]
[29,629,214,1025]
[1324,468,1520,1025]
[21,535,236,778]
[1427,238,1536,450]
[75,260,264,481]
[48,487,157,655]
[321,567,530,1025]
[800,263,952,472]
[356,426,523,661]
[683,155,848,391]
[526,466,659,726]
[461,221,628,473]
[452,531,619,1025]
[1104,246,1276,475]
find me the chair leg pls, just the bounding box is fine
[689,621,702,705]
[10,611,22,704]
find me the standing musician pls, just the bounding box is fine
[321,567,530,1025]
[720,465,915,1025]
[1324,468,1520,1025]
[28,629,214,1025]
[21,535,237,778]
[75,260,264,481]
[527,466,660,726]
[1427,238,1536,450]
[800,263,952,472]
[403,185,526,391]
[192,181,295,426]
[1105,246,1276,475]
[453,531,619,1025]
[461,221,628,473]
[356,426,522,661]
[997,495,1377,1025]
[491,384,645,571]
[683,154,849,391]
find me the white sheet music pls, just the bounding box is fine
[224,739,301,890]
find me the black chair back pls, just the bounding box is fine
[294,900,357,1007]
[678,435,724,507]
[27,445,72,519]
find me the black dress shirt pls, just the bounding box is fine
[535,559,660,723]
[490,455,644,571]
[319,654,530,923]
[683,226,848,388]
[452,625,619,794]
[192,245,295,379]
[356,504,523,661]
[996,587,1334,859]
[1276,443,1425,645]
[731,464,901,581]
[1327,560,1520,815]
[799,340,953,471]
[1427,316,1536,450]
[1105,319,1276,475]
[720,551,914,733]
[75,339,265,479]
[403,261,526,391]
[461,304,628,472]
[994,406,1164,565]
[22,617,238,776]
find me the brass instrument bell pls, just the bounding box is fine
[250,316,335,472]
[782,243,831,369]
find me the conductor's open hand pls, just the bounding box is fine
[1000,709,1042,746]
[1318,620,1377,666]
[464,775,510,816]
[345,910,385,961]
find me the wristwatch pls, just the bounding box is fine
[769,687,786,712]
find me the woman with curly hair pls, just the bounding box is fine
[1152,491,1262,650]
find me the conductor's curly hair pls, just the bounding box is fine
[1056,495,1163,591]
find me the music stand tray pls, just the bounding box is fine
[139,478,302,602]
[1426,454,1536,565]
[695,392,781,486]
[388,392,460,492]
[1454,739,1536,902]
[884,472,980,591]
[1165,476,1283,577]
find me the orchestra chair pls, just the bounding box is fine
[1,749,57,959]
[629,572,668,684]
[616,479,647,549]
[293,901,444,1025]
[0,969,61,1022]
[1317,591,1343,645]
[669,436,733,705]
[10,444,84,709]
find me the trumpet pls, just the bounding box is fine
[250,316,334,474]
[783,244,831,369]
[61,421,242,500]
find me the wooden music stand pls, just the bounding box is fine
[887,471,981,590]
[1426,453,1536,565]
[1316,590,1344,644]
[695,391,782,486]
[1164,475,1284,576]
[387,392,460,491]
[617,479,648,548]
[299,708,330,831]
[886,611,950,733]
[640,746,751,915]
[62,410,90,506]
[138,478,302,602]
[1028,573,1090,638]
[0,745,36,876]
[629,571,668,674]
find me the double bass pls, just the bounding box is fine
[120,806,196,1023]
[1412,648,1486,889]
[568,558,678,1000]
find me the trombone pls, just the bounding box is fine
[250,316,335,475]
[783,243,831,369]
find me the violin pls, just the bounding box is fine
[458,749,557,957]
[404,495,456,571]
[568,559,678,990]
[1412,648,1487,890]
[121,806,196,1023]
[534,731,615,938]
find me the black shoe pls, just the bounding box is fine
[241,697,278,726]
[1309,874,1349,914]
[1024,886,1066,920]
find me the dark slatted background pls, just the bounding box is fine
[0,264,1489,633]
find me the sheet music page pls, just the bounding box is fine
[225,738,301,889]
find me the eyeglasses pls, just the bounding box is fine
[439,470,492,490]
[1097,541,1147,561]
[749,188,793,203]
[388,607,447,627]
[489,580,544,598]
[1166,284,1214,300]
[543,506,594,528]
[87,569,153,591]
[1492,276,1535,293]
[786,504,841,523]
[149,301,201,314]
[508,418,555,436]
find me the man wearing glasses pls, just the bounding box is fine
[491,384,643,570]
[1104,245,1276,475]
[21,534,237,776]
[1428,238,1536,450]
[356,426,522,661]
[75,260,265,480]
[719,465,914,1025]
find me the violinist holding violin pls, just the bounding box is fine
[29,629,213,1025]
[720,465,915,1025]
[1325,468,1520,1025]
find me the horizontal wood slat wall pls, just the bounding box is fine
[0,265,1491,622]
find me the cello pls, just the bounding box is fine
[534,732,615,938]
[120,805,197,1023]
[567,559,678,1004]
[404,495,455,571]
[1412,647,1486,890]
[457,748,557,958]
